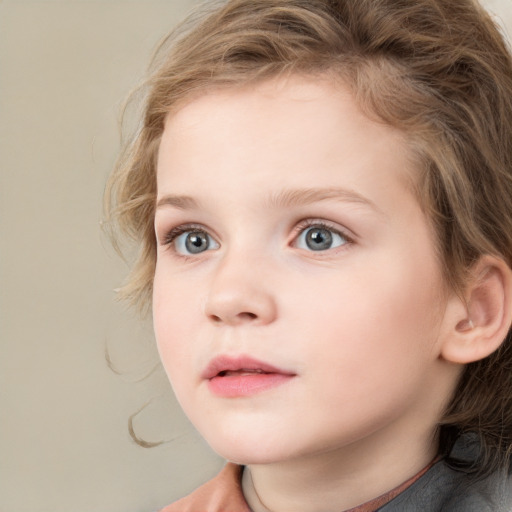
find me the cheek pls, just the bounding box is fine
[152,270,196,382]
[294,249,445,380]
[293,267,445,435]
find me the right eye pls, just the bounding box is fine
[170,229,220,255]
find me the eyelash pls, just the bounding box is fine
[161,223,206,247]
[160,220,354,255]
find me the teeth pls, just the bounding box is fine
[219,369,266,377]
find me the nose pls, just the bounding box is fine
[204,256,278,326]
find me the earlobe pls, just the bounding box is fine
[441,256,512,365]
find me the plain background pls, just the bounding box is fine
[1,1,511,511]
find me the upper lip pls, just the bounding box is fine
[201,355,295,380]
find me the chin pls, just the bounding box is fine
[201,428,299,465]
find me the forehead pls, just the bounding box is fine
[156,75,416,203]
[162,75,398,143]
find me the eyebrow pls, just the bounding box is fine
[267,187,380,212]
[156,187,380,213]
[156,194,198,210]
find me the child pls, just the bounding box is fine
[105,0,512,510]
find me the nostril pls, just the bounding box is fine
[239,312,257,320]
[207,311,258,324]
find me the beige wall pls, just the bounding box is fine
[0,2,223,512]
[1,1,511,511]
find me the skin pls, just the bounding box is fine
[153,76,463,512]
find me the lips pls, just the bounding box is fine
[202,356,295,397]
[202,355,292,379]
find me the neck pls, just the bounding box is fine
[241,422,439,512]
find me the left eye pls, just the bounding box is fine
[174,230,220,255]
[295,225,348,252]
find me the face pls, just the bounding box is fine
[153,76,457,465]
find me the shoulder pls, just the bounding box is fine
[380,436,512,512]
[441,468,512,512]
[380,463,512,512]
[159,463,251,512]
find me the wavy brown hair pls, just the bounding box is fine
[105,0,512,475]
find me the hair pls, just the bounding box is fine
[105,0,512,476]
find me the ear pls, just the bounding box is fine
[440,255,512,364]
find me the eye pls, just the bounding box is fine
[172,229,220,255]
[295,224,349,252]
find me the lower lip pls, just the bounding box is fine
[207,373,294,397]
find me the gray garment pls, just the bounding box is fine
[379,436,512,511]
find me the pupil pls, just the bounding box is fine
[190,235,203,247]
[186,232,208,253]
[306,228,332,251]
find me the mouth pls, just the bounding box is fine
[203,356,295,397]
[218,368,268,377]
